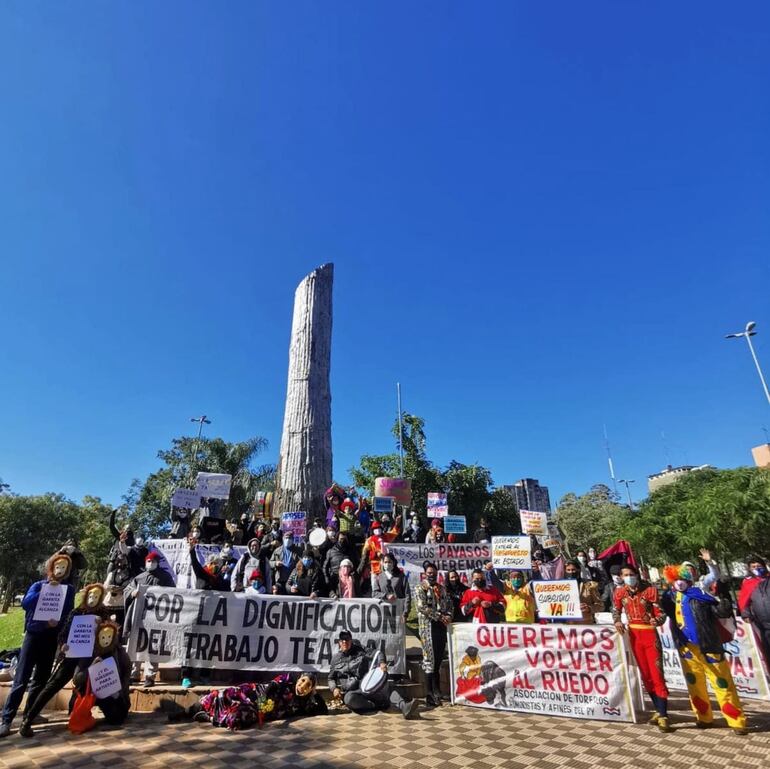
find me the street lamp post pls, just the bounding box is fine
[189,415,211,476]
[725,321,770,406]
[618,478,635,508]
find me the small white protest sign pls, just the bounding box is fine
[491,535,532,569]
[519,509,548,536]
[88,656,122,699]
[171,488,201,510]
[195,472,232,500]
[32,583,68,622]
[66,615,99,658]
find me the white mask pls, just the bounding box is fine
[612,575,623,586]
[577,556,587,565]
[135,537,145,548]
[146,561,158,572]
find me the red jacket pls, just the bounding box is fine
[460,586,505,623]
[738,575,765,614]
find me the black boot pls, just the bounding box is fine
[424,673,439,707]
[432,672,444,705]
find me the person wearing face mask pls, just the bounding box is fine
[739,555,770,667]
[612,565,670,732]
[601,564,625,612]
[499,570,535,623]
[333,559,358,599]
[460,569,506,623]
[324,532,359,596]
[269,532,301,594]
[0,554,76,738]
[415,562,454,707]
[18,584,112,735]
[445,570,468,622]
[473,518,492,544]
[245,569,267,594]
[660,562,748,735]
[372,554,411,619]
[126,551,174,687]
[233,537,271,593]
[564,559,603,624]
[402,513,425,544]
[287,549,324,598]
[425,518,447,545]
[360,520,400,593]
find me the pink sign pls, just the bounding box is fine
[374,478,412,505]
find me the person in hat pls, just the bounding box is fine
[360,519,400,592]
[425,518,446,545]
[328,631,418,719]
[325,483,346,529]
[612,563,671,732]
[0,553,76,738]
[660,562,747,735]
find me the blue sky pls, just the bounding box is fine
[1,2,769,510]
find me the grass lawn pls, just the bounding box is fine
[0,608,24,651]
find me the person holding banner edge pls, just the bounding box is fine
[611,564,671,732]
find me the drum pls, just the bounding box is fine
[308,528,327,548]
[360,667,388,695]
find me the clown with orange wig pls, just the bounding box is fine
[660,562,748,735]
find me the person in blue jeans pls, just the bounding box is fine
[0,553,75,737]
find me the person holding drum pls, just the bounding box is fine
[328,631,419,719]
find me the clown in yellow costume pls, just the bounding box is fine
[661,563,747,735]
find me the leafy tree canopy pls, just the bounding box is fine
[554,484,630,555]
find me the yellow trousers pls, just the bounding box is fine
[679,643,746,729]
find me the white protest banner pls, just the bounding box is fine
[658,617,770,701]
[427,493,448,518]
[171,488,201,510]
[519,509,548,536]
[532,579,582,621]
[32,583,69,622]
[150,539,247,590]
[373,496,395,514]
[88,656,123,699]
[128,587,406,674]
[449,622,636,723]
[491,536,532,570]
[444,515,467,535]
[281,511,307,540]
[66,615,99,658]
[195,472,232,500]
[383,542,491,584]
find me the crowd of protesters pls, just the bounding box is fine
[1,480,769,739]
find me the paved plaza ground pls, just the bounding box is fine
[0,696,769,769]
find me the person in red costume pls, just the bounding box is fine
[612,563,671,732]
[459,569,505,623]
[738,555,768,614]
[359,520,400,592]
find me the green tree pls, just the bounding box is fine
[555,484,630,555]
[123,435,276,537]
[77,496,116,584]
[483,487,521,535]
[443,462,493,533]
[622,467,770,565]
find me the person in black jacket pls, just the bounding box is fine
[286,550,325,598]
[473,518,491,544]
[324,532,360,596]
[445,570,468,622]
[372,553,411,619]
[741,568,770,670]
[328,631,418,718]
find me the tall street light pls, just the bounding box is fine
[725,321,770,406]
[618,478,635,508]
[190,415,211,476]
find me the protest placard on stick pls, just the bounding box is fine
[427,493,448,518]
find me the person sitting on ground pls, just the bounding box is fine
[445,570,468,622]
[287,549,324,598]
[564,559,603,624]
[19,583,112,731]
[0,553,76,739]
[372,553,411,619]
[269,532,301,594]
[328,631,418,719]
[460,569,506,623]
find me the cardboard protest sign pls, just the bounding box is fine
[427,493,448,518]
[373,496,395,514]
[195,472,232,500]
[128,588,407,674]
[32,583,69,622]
[443,515,467,534]
[66,615,99,658]
[519,509,548,536]
[658,617,770,701]
[449,622,636,722]
[374,478,412,506]
[532,579,582,621]
[88,656,122,699]
[171,488,201,510]
[491,536,531,569]
[281,511,307,540]
[383,542,491,584]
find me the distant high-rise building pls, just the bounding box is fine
[752,444,770,469]
[503,478,552,517]
[647,464,713,494]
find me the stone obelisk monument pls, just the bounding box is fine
[275,264,333,520]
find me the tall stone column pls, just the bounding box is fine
[274,264,333,520]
